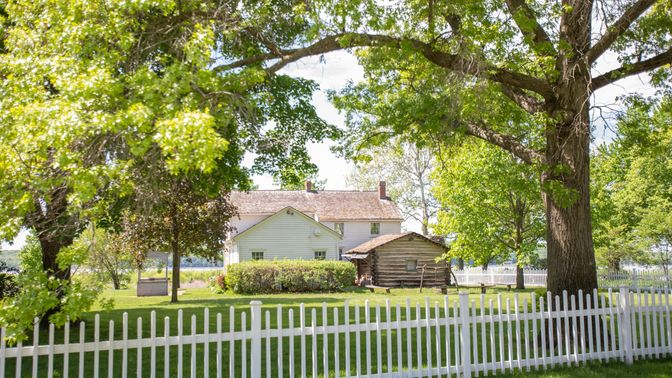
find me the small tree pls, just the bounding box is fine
[76,226,134,290]
[433,140,545,289]
[122,161,235,303]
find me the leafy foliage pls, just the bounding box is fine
[225,260,356,294]
[592,96,672,272]
[0,237,111,343]
[433,139,545,269]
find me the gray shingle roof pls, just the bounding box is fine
[230,190,403,221]
[346,232,448,254]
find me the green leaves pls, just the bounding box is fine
[154,111,229,174]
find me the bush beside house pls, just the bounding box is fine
[225,260,356,294]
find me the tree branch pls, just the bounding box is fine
[463,121,545,165]
[499,84,545,114]
[504,0,555,55]
[591,47,672,90]
[586,0,659,64]
[214,33,555,98]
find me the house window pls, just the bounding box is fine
[335,222,345,235]
[314,250,326,260]
[406,259,418,272]
[370,222,380,235]
[338,247,343,260]
[251,251,264,260]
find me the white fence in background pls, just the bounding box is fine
[1,288,671,378]
[452,267,548,287]
[452,267,671,290]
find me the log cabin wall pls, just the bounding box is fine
[373,237,448,287]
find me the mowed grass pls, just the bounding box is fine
[3,284,672,377]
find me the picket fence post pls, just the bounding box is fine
[459,291,472,378]
[618,286,634,365]
[250,300,263,378]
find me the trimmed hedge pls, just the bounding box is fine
[225,260,356,294]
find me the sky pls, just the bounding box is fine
[1,47,659,250]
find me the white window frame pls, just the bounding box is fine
[251,250,264,260]
[314,250,327,260]
[370,222,381,235]
[335,222,345,236]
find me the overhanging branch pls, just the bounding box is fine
[504,0,555,56]
[214,33,555,98]
[586,0,659,64]
[463,121,545,165]
[591,47,672,90]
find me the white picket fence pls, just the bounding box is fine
[452,267,672,290]
[452,267,548,287]
[1,287,671,378]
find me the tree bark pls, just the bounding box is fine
[516,263,525,290]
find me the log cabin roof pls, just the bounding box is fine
[346,232,448,254]
[230,190,403,221]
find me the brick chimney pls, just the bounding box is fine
[305,180,313,192]
[378,181,387,199]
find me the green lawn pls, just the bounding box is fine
[3,285,671,377]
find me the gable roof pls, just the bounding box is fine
[230,190,403,221]
[232,206,343,241]
[346,232,448,254]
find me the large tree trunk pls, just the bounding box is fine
[543,0,598,300]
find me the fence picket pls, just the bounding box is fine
[354,304,361,378]
[322,303,328,378]
[177,310,183,378]
[241,311,247,378]
[311,309,317,378]
[32,317,38,378]
[376,304,382,376]
[266,310,271,378]
[424,298,433,377]
[488,299,495,374]
[229,307,235,378]
[277,306,283,378]
[343,301,350,378]
[434,301,442,377]
[137,317,143,378]
[300,303,306,378]
[204,308,209,378]
[107,320,116,378]
[365,301,372,377]
[288,309,295,378]
[216,313,222,378]
[415,302,422,375]
[150,312,156,378]
[191,315,196,378]
[471,299,479,377]
[522,298,530,372]
[396,303,403,375]
[164,317,169,378]
[405,299,412,375]
[444,297,452,377]
[47,323,54,378]
[385,299,393,375]
[570,294,578,366]
[65,318,71,378]
[586,293,594,361]
[333,307,340,378]
[479,295,487,376]
[79,321,85,378]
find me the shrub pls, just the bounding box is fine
[225,260,356,294]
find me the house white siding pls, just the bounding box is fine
[324,220,402,253]
[231,210,340,265]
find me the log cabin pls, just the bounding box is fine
[343,232,450,288]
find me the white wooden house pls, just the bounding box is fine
[224,181,403,266]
